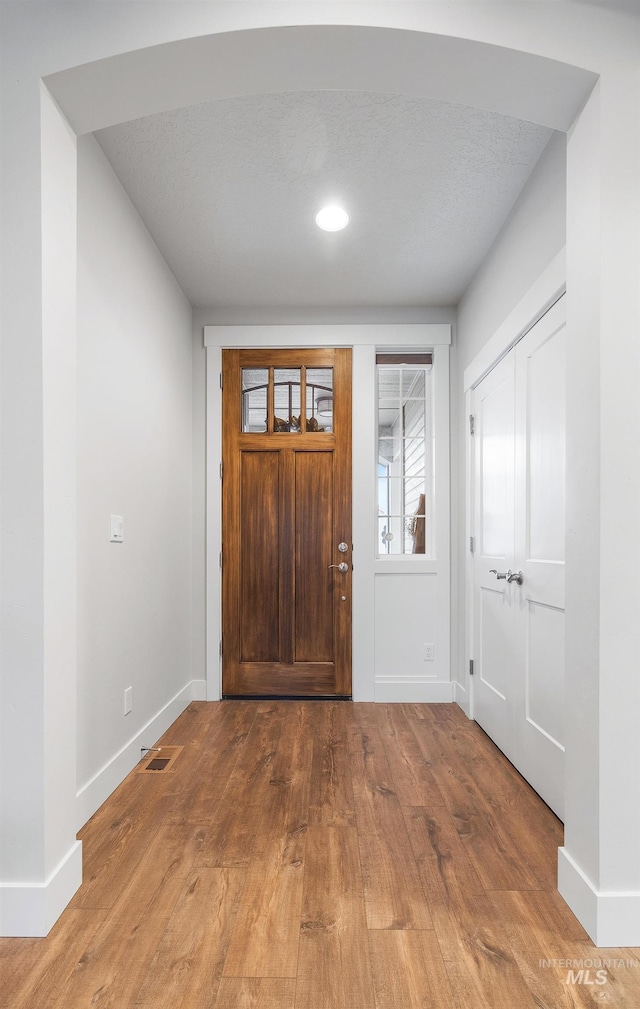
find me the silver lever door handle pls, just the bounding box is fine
[507,569,524,585]
[489,568,508,580]
[329,562,349,573]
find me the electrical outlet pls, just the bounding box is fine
[423,643,435,662]
[124,686,132,715]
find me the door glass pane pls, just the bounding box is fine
[404,476,426,513]
[306,367,333,432]
[378,516,405,554]
[274,368,301,432]
[402,369,426,399]
[242,369,268,432]
[403,405,425,439]
[378,437,396,464]
[406,502,425,554]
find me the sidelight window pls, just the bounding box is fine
[376,353,433,556]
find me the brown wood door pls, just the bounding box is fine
[221,348,352,697]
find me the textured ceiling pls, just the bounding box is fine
[95,90,552,312]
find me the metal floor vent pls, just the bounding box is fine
[137,745,184,773]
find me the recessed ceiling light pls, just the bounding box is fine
[315,205,349,232]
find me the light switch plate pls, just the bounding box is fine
[110,514,124,543]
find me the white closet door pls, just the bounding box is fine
[513,297,566,818]
[472,351,517,763]
[472,296,566,820]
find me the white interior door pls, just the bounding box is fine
[513,298,566,818]
[472,351,517,763]
[472,296,566,819]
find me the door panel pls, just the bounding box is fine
[222,348,352,697]
[294,451,333,662]
[524,600,564,747]
[525,327,566,563]
[514,298,566,818]
[472,296,566,819]
[480,588,510,701]
[240,451,280,662]
[473,351,516,762]
[480,371,515,561]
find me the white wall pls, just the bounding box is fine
[76,134,196,826]
[454,131,567,707]
[457,131,567,374]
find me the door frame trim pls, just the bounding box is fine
[204,324,451,701]
[462,249,566,718]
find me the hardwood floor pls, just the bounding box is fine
[2,701,639,1008]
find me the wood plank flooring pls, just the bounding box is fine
[1,701,639,1008]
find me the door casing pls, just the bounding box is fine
[204,324,452,702]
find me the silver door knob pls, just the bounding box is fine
[489,569,508,580]
[337,542,349,553]
[329,562,349,573]
[507,569,524,585]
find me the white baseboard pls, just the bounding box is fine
[454,679,470,715]
[374,679,454,703]
[558,846,640,946]
[0,839,82,937]
[190,678,207,701]
[76,678,207,830]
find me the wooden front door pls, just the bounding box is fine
[221,348,352,697]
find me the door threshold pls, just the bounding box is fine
[222,694,352,701]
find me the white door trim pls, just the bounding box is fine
[204,324,452,349]
[205,323,451,701]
